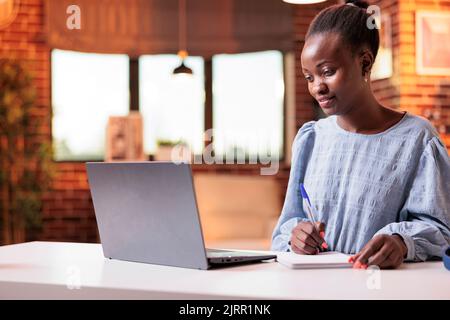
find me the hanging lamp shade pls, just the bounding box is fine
[173,61,193,75]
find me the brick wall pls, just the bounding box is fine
[40,163,97,242]
[1,0,449,244]
[0,0,49,139]
[0,0,51,243]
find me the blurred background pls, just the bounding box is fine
[0,0,449,250]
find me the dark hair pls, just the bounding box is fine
[305,0,379,60]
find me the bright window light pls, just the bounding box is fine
[52,49,129,161]
[139,55,204,155]
[212,50,284,160]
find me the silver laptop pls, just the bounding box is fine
[86,162,276,270]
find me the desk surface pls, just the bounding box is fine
[0,241,449,299]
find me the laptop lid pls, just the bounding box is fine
[86,162,209,270]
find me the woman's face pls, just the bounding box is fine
[301,32,367,116]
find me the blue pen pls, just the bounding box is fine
[300,183,328,251]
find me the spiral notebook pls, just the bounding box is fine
[277,251,352,269]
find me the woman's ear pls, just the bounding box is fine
[360,49,374,78]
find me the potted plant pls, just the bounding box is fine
[0,58,54,244]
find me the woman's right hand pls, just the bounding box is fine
[289,221,328,255]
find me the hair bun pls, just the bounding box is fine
[345,0,369,9]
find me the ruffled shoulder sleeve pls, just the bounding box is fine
[291,121,316,164]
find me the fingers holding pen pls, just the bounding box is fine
[315,221,328,249]
[299,222,328,249]
[290,234,319,255]
[298,184,328,251]
[290,221,328,254]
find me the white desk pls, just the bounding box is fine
[0,241,449,299]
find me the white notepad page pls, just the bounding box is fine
[277,251,352,269]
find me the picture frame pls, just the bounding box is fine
[416,11,450,76]
[105,112,146,162]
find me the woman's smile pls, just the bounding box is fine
[317,96,336,109]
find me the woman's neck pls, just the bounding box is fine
[336,94,401,134]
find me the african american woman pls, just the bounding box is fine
[271,0,450,269]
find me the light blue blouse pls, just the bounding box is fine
[271,112,450,261]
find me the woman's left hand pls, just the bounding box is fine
[349,234,408,269]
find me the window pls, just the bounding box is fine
[212,51,284,160]
[52,49,129,161]
[139,55,205,155]
[51,49,285,162]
